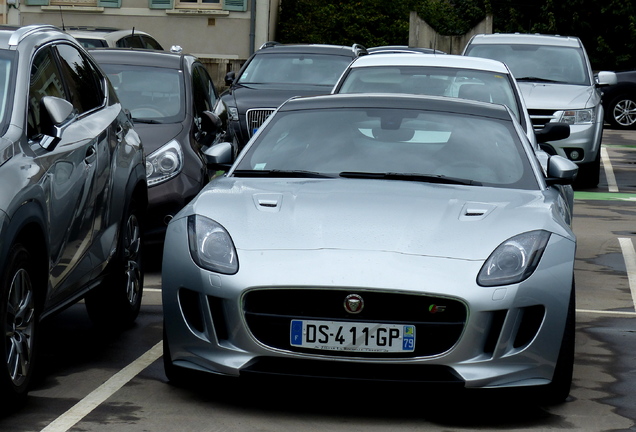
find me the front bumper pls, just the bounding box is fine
[162,217,575,389]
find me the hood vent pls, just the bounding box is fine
[253,193,283,212]
[459,203,496,221]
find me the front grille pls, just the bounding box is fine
[246,108,275,137]
[243,289,467,358]
[528,109,558,128]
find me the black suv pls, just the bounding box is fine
[0,25,147,409]
[221,42,367,150]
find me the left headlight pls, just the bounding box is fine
[146,140,184,187]
[559,108,594,125]
[477,230,551,287]
[187,215,238,274]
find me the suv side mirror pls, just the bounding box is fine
[201,111,222,134]
[203,141,233,169]
[546,155,578,185]
[40,96,76,150]
[535,122,570,144]
[596,71,618,87]
[225,71,236,87]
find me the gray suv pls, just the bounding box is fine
[0,25,147,410]
[464,33,617,187]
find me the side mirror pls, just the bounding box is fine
[203,141,233,168]
[535,122,570,144]
[546,155,578,185]
[225,71,236,87]
[201,110,222,134]
[596,71,618,87]
[40,96,76,150]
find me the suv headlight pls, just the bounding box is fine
[559,108,594,125]
[188,215,238,274]
[146,140,183,187]
[477,230,551,287]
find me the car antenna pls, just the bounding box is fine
[59,6,65,31]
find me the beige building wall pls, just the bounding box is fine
[409,12,493,54]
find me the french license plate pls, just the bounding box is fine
[290,320,415,353]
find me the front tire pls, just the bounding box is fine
[0,244,38,411]
[85,199,143,330]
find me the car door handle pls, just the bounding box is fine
[85,145,97,164]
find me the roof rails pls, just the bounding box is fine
[259,41,281,50]
[8,24,60,47]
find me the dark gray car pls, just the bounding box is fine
[0,25,147,410]
[90,48,227,246]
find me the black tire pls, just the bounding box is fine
[85,199,143,330]
[0,244,39,411]
[575,150,600,189]
[540,283,575,405]
[607,94,636,129]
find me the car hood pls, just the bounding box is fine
[181,178,573,261]
[133,122,184,153]
[517,82,596,110]
[223,84,334,113]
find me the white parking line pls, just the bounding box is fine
[618,237,636,311]
[576,309,636,316]
[601,146,619,193]
[40,341,163,432]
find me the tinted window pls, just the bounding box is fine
[465,44,590,86]
[56,44,104,114]
[141,36,163,50]
[0,51,14,129]
[239,54,352,85]
[192,64,216,118]
[28,47,67,139]
[237,107,536,189]
[76,38,108,48]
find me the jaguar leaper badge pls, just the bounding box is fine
[344,294,364,314]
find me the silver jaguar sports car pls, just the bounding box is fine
[162,93,578,403]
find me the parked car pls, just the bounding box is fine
[220,42,368,150]
[162,93,578,404]
[0,24,147,410]
[90,48,228,246]
[367,45,444,54]
[463,33,617,188]
[332,52,574,214]
[66,26,164,50]
[601,70,636,129]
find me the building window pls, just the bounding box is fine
[176,0,220,9]
[50,0,97,5]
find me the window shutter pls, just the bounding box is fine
[149,0,173,9]
[223,0,246,11]
[25,0,49,5]
[98,0,121,7]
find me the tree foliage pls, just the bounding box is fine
[277,0,636,70]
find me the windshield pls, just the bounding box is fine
[465,44,590,86]
[239,53,352,85]
[338,66,523,122]
[100,63,185,123]
[235,107,538,189]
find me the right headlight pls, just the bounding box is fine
[477,230,551,287]
[145,140,183,187]
[187,215,238,274]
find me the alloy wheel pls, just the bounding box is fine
[123,213,142,306]
[613,98,636,128]
[5,268,35,387]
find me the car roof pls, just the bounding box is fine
[278,93,513,121]
[65,27,153,40]
[89,47,188,69]
[0,24,75,50]
[346,53,511,74]
[468,33,582,48]
[255,42,367,57]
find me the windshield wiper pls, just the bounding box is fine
[339,171,482,186]
[233,169,336,178]
[516,77,565,84]
[133,118,163,124]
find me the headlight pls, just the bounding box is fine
[145,140,183,187]
[559,108,594,125]
[477,230,551,287]
[187,215,238,274]
[228,107,239,122]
